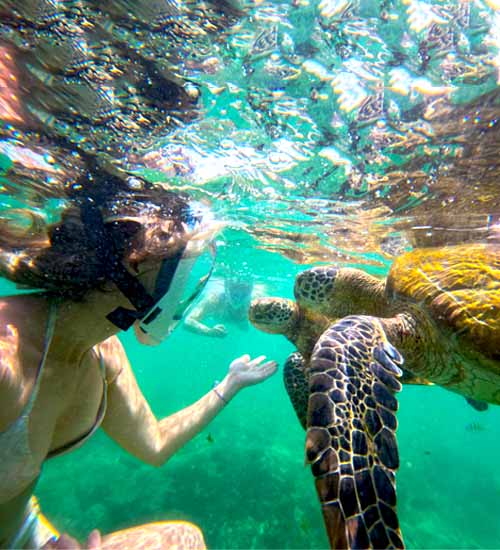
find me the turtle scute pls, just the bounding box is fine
[386,244,500,357]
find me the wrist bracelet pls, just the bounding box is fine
[212,380,228,405]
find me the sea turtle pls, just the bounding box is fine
[249,243,500,550]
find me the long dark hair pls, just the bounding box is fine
[0,1,236,298]
[0,177,193,299]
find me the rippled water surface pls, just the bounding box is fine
[1,0,499,548]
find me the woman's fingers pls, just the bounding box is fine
[229,354,278,382]
[251,360,278,379]
[261,360,278,374]
[248,354,266,367]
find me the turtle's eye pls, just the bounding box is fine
[251,308,267,322]
[249,300,273,323]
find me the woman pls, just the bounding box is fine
[0,183,277,549]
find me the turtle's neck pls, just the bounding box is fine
[323,269,389,318]
[289,308,331,361]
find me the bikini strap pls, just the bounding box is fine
[24,300,58,414]
[97,347,107,380]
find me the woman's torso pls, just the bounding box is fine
[0,295,108,544]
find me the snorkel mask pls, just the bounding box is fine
[135,231,216,345]
[80,197,216,345]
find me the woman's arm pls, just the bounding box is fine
[100,337,276,466]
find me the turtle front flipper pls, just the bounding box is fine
[306,315,405,550]
[284,352,309,430]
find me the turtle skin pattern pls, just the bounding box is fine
[306,315,404,550]
[284,352,308,430]
[252,244,499,549]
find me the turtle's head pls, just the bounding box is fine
[249,297,299,337]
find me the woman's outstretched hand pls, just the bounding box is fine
[226,354,278,391]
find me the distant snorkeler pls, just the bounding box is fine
[185,276,265,337]
[0,183,278,549]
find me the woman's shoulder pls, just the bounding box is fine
[95,336,129,385]
[0,307,29,427]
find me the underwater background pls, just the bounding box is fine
[1,0,500,548]
[29,236,500,550]
[30,240,500,550]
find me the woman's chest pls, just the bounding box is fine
[29,351,106,459]
[0,349,106,504]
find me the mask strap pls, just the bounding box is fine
[152,248,185,300]
[78,198,157,330]
[133,247,187,328]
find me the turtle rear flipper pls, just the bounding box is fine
[465,396,489,411]
[306,316,405,550]
[284,352,309,430]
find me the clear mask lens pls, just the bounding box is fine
[137,243,215,345]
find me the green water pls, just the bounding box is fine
[1,0,499,547]
[27,243,500,549]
